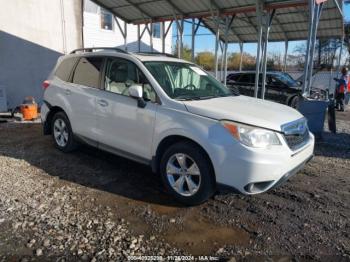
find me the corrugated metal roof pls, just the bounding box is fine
[91,0,344,42]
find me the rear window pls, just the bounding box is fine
[228,74,241,81]
[55,57,78,82]
[72,57,104,88]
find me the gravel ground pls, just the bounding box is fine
[0,111,349,261]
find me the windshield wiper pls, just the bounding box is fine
[175,95,202,101]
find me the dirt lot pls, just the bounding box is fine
[0,111,349,261]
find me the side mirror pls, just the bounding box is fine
[297,81,303,86]
[128,84,146,108]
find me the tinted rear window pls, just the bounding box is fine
[55,57,78,81]
[228,74,241,81]
[72,57,104,88]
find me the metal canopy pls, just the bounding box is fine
[202,1,343,43]
[91,0,343,42]
[91,0,344,100]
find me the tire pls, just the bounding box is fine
[289,95,300,109]
[159,141,215,205]
[51,111,77,152]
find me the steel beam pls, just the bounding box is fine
[254,0,264,98]
[239,42,244,71]
[137,24,141,52]
[284,40,289,71]
[214,18,221,79]
[302,0,324,96]
[261,9,276,100]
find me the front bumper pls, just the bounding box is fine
[213,131,315,194]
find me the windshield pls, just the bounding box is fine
[144,61,234,100]
[273,73,299,87]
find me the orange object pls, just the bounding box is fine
[20,96,38,120]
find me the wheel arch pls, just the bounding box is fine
[43,105,66,135]
[153,135,216,184]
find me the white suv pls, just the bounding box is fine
[41,47,314,205]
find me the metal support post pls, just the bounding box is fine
[223,16,234,85]
[336,36,344,78]
[190,18,202,62]
[161,21,173,54]
[284,40,289,72]
[303,1,324,96]
[114,16,128,50]
[124,21,127,51]
[214,18,220,79]
[254,0,264,98]
[261,9,275,100]
[150,22,154,52]
[239,42,244,72]
[175,18,184,58]
[162,21,165,53]
[191,19,195,62]
[137,24,141,52]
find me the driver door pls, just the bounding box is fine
[95,57,158,161]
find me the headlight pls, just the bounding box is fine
[220,120,281,148]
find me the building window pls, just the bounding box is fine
[101,8,113,30]
[152,23,161,38]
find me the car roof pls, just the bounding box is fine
[228,71,286,75]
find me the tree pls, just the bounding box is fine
[195,51,215,70]
[172,43,192,62]
[227,52,256,70]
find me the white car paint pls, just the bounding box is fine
[41,51,314,195]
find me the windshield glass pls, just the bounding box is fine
[144,61,234,100]
[273,73,299,86]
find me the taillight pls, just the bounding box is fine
[42,80,50,90]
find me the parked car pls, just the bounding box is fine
[41,48,314,205]
[226,71,327,108]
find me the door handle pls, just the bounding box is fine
[98,99,108,107]
[65,89,71,95]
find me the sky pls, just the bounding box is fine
[172,2,350,56]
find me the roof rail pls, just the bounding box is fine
[134,52,176,58]
[70,47,128,54]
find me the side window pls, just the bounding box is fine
[72,57,104,88]
[228,74,240,81]
[55,57,78,82]
[238,74,252,84]
[104,58,156,102]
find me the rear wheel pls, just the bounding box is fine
[159,141,215,205]
[51,111,77,152]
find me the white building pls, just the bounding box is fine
[0,0,173,111]
[83,0,172,53]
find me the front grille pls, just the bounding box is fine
[283,129,309,150]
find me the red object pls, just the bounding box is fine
[348,76,350,91]
[42,80,50,90]
[339,84,345,94]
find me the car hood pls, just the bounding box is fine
[183,95,304,131]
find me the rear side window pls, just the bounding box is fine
[55,57,78,82]
[238,74,252,83]
[72,57,104,88]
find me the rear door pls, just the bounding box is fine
[95,57,158,161]
[67,56,104,142]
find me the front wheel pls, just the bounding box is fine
[51,111,77,152]
[159,142,215,205]
[289,95,300,109]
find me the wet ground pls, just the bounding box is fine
[0,110,349,261]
